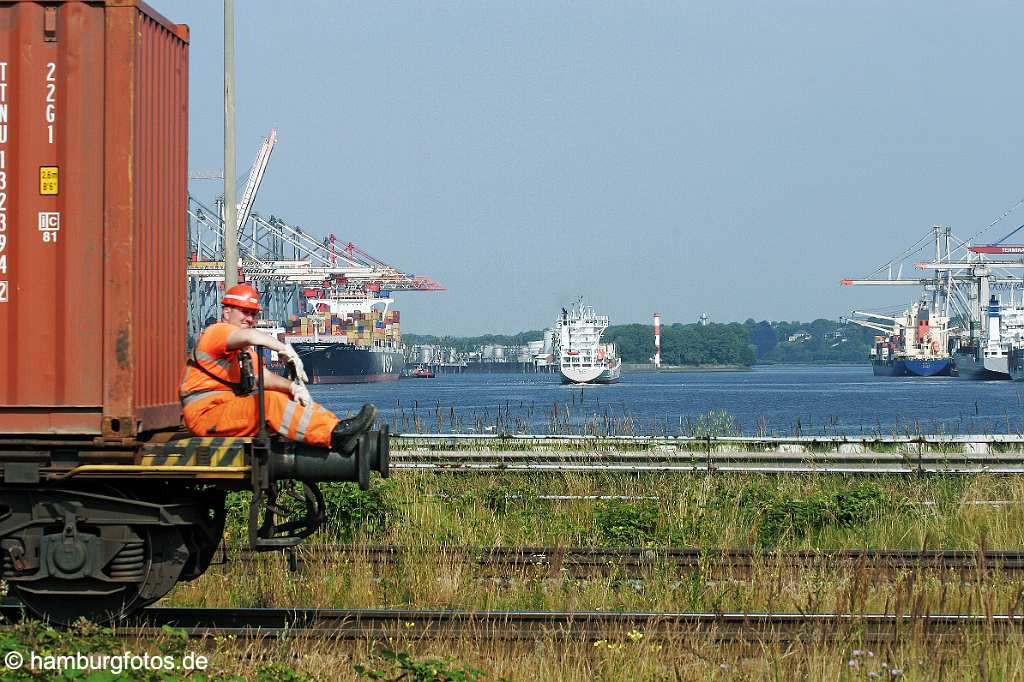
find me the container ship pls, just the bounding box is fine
[556,300,621,384]
[276,294,405,383]
[852,302,956,377]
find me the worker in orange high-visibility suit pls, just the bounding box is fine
[180,283,377,451]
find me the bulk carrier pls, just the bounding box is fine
[276,294,405,384]
[851,302,956,377]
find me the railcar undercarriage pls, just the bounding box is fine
[0,426,389,625]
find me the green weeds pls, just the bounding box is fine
[222,482,395,544]
[687,410,740,437]
[739,481,892,547]
[214,472,1024,551]
[594,500,660,545]
[322,482,395,541]
[355,649,491,682]
[745,481,888,544]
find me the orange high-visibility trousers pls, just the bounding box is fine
[183,391,340,448]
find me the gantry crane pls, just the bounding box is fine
[185,131,443,338]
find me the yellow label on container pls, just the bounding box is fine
[39,166,58,195]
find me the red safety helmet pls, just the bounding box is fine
[221,283,262,312]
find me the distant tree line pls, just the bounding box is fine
[604,323,756,366]
[402,331,543,353]
[404,318,878,366]
[743,319,876,363]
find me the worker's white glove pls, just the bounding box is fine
[291,381,312,407]
[278,345,309,383]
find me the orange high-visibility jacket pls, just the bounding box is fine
[180,323,339,447]
[179,323,256,410]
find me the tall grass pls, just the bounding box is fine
[227,472,1024,551]
[386,399,1024,438]
[6,617,1024,680]
[167,472,1024,616]
[9,471,1024,680]
[167,543,1024,617]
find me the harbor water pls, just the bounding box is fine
[311,364,1024,437]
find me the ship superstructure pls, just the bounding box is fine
[556,300,621,384]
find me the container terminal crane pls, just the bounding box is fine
[186,131,444,382]
[843,219,1024,380]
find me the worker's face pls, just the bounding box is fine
[223,305,258,328]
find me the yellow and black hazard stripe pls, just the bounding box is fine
[139,436,248,468]
[55,437,252,481]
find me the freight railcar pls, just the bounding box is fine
[0,0,386,625]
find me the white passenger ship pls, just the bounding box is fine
[556,300,621,384]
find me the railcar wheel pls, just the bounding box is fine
[10,583,143,626]
[1,485,217,626]
[9,525,186,626]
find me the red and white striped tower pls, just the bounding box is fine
[653,312,661,368]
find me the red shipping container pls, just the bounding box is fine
[0,1,189,436]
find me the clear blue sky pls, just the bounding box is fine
[160,1,1024,335]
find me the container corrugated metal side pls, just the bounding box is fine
[0,1,188,436]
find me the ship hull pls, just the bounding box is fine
[954,350,1009,379]
[1009,347,1024,382]
[871,358,907,376]
[560,360,621,384]
[289,343,405,384]
[903,357,954,377]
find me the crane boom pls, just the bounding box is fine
[847,318,893,334]
[236,129,277,231]
[841,279,933,286]
[851,310,898,322]
[969,245,1024,254]
[916,260,1024,270]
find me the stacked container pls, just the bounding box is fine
[283,308,401,348]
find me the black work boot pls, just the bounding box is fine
[331,404,379,453]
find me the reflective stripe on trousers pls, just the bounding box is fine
[182,391,339,449]
[277,400,319,442]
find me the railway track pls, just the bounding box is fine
[389,434,1024,474]
[390,452,1024,474]
[3,605,1021,642]
[229,545,1024,580]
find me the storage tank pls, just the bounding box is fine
[0,1,189,436]
[419,345,434,364]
